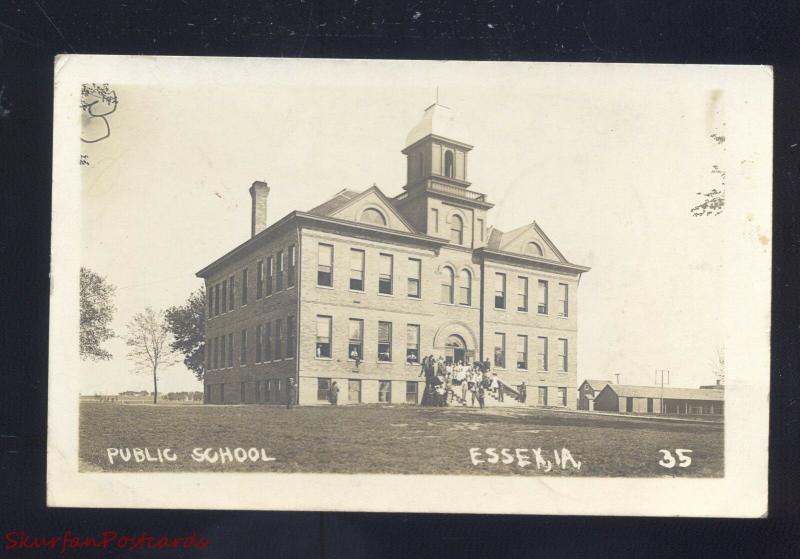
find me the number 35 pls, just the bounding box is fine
[658,449,692,468]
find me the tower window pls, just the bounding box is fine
[449,214,463,245]
[444,150,454,178]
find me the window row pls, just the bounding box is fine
[316,316,421,364]
[206,315,296,371]
[317,378,417,404]
[255,244,297,300]
[494,273,569,317]
[318,244,422,298]
[208,245,297,319]
[492,333,569,372]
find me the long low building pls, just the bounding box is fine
[593,384,724,416]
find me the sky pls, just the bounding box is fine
[78,59,767,394]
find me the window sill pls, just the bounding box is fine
[314,357,333,361]
[377,292,394,298]
[377,360,393,364]
[407,295,422,300]
[517,309,528,313]
[348,289,366,294]
[316,284,334,290]
[494,307,507,312]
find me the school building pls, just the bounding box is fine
[196,102,590,406]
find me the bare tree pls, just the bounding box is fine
[710,345,725,385]
[125,307,177,404]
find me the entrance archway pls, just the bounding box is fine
[445,334,474,365]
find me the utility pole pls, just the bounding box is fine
[654,369,670,414]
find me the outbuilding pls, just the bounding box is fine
[577,379,612,411]
[593,384,724,416]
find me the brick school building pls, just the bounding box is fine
[197,103,589,407]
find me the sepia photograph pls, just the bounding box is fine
[48,56,771,516]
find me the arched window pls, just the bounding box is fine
[525,241,544,256]
[459,269,472,306]
[360,208,387,226]
[440,266,454,304]
[444,150,454,178]
[449,214,463,245]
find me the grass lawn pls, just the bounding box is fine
[79,402,723,477]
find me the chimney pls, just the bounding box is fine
[249,181,270,237]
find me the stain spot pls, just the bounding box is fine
[758,234,769,246]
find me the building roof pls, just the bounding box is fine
[405,102,470,147]
[307,188,362,216]
[602,384,725,401]
[581,379,612,390]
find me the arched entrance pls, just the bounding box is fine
[445,334,474,365]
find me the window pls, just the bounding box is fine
[227,333,233,368]
[361,208,387,226]
[240,329,247,365]
[406,381,418,404]
[348,379,361,403]
[378,321,392,362]
[240,382,245,403]
[211,337,217,369]
[228,275,235,310]
[458,269,471,306]
[350,249,365,291]
[221,281,227,313]
[494,333,506,369]
[444,150,454,178]
[255,325,262,363]
[558,283,569,317]
[378,254,393,294]
[208,289,213,317]
[317,378,331,402]
[557,338,568,372]
[286,315,296,358]
[274,319,283,360]
[558,387,568,407]
[516,335,528,370]
[263,322,272,361]
[441,266,454,304]
[406,324,420,364]
[379,380,392,403]
[316,316,332,358]
[517,276,528,312]
[494,273,506,309]
[265,256,274,296]
[538,386,548,406]
[275,379,282,403]
[219,334,226,368]
[256,260,264,299]
[477,218,484,242]
[408,258,421,298]
[538,280,548,314]
[317,244,333,287]
[241,268,248,306]
[287,245,296,287]
[276,251,284,291]
[214,284,220,316]
[431,208,439,232]
[526,242,544,256]
[265,379,272,403]
[537,337,549,371]
[348,319,363,361]
[449,214,463,245]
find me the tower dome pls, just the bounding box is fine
[405,103,468,147]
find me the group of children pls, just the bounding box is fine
[419,356,511,408]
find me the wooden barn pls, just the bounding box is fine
[593,384,724,416]
[577,379,612,410]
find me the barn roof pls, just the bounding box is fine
[603,384,725,401]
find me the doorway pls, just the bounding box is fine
[348,379,361,403]
[445,334,473,365]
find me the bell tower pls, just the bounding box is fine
[394,102,493,245]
